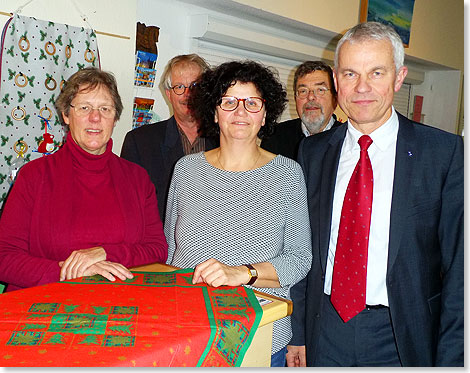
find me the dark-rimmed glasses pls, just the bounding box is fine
[296,86,330,99]
[170,82,198,95]
[219,96,265,113]
[69,104,116,118]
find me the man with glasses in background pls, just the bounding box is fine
[261,61,342,160]
[121,54,218,222]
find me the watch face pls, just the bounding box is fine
[249,269,257,276]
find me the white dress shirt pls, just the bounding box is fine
[324,109,399,306]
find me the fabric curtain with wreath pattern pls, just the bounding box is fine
[0,14,100,207]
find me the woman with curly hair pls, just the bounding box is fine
[164,60,312,366]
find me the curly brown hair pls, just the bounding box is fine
[190,60,287,139]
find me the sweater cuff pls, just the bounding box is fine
[38,262,61,286]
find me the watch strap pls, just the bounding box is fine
[245,264,258,285]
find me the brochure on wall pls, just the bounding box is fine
[132,97,155,128]
[134,50,157,87]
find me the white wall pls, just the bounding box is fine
[1,0,461,157]
[1,0,137,154]
[135,0,308,127]
[411,70,462,134]
[232,0,464,71]
[135,0,462,140]
[135,0,196,124]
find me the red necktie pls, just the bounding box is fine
[331,135,373,322]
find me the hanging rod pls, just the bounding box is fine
[0,11,130,40]
[95,30,130,40]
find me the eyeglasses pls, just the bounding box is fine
[219,96,265,113]
[296,86,330,99]
[170,82,198,95]
[70,104,116,118]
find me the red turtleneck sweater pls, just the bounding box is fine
[0,133,167,292]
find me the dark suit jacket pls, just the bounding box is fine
[260,116,342,160]
[120,116,218,222]
[290,112,463,366]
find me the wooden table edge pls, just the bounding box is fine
[131,263,292,326]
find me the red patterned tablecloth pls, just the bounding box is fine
[0,269,262,367]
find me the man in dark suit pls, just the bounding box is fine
[261,61,342,160]
[121,54,218,222]
[287,22,463,367]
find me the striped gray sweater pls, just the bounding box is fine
[164,151,312,354]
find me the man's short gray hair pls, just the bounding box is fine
[160,54,209,90]
[334,22,405,73]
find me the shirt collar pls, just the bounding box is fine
[344,107,399,153]
[323,116,336,131]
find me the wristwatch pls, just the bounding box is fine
[245,264,258,285]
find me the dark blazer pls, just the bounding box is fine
[120,116,218,222]
[260,116,342,160]
[290,112,463,366]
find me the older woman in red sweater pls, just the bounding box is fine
[0,67,167,292]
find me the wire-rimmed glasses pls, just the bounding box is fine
[296,86,330,99]
[170,82,198,95]
[69,103,116,118]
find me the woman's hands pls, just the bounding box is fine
[192,259,249,287]
[192,259,281,288]
[79,261,134,282]
[59,247,133,282]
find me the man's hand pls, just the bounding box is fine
[286,345,306,367]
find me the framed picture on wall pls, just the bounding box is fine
[360,0,416,47]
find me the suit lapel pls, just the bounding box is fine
[294,118,304,139]
[316,114,417,276]
[387,114,417,270]
[319,125,347,272]
[332,120,343,129]
[161,116,184,174]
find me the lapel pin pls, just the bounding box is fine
[408,151,413,157]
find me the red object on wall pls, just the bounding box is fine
[412,95,424,122]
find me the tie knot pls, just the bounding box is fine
[358,135,373,151]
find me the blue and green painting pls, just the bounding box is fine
[367,0,416,46]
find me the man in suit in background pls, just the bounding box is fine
[287,22,463,367]
[261,61,342,160]
[121,54,218,222]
